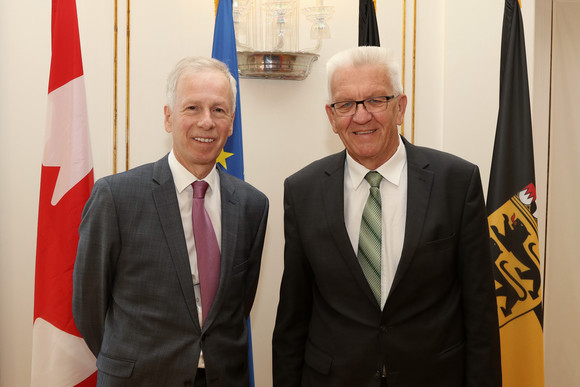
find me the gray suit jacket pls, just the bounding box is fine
[273,138,501,387]
[73,155,269,386]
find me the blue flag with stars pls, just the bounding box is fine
[212,0,244,180]
[212,1,254,386]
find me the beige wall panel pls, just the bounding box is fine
[544,1,580,386]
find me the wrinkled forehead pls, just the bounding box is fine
[329,64,393,99]
[176,69,233,104]
[176,68,226,88]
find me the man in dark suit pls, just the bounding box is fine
[73,57,269,386]
[272,46,501,386]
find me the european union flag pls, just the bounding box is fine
[212,2,254,386]
[212,0,244,181]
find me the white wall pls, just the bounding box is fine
[0,0,50,385]
[0,1,559,386]
[544,0,580,385]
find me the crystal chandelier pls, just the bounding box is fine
[234,0,334,80]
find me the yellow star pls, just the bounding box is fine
[216,149,234,170]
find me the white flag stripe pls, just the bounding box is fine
[31,318,96,387]
[43,76,93,206]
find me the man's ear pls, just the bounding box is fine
[395,95,408,126]
[164,105,172,133]
[325,104,338,134]
[228,111,235,137]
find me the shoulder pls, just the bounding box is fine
[92,156,168,194]
[218,169,268,205]
[404,138,479,175]
[285,150,346,186]
[403,139,484,195]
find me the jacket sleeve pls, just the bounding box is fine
[243,194,269,318]
[459,166,502,387]
[72,178,120,358]
[272,178,314,387]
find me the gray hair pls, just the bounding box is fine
[166,56,237,112]
[326,46,403,101]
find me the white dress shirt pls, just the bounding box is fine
[343,136,408,309]
[168,150,222,367]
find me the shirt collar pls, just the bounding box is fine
[168,150,219,194]
[345,135,407,190]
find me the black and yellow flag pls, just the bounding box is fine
[487,0,544,386]
[359,0,380,46]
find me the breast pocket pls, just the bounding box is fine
[417,234,456,254]
[412,234,456,279]
[231,259,248,276]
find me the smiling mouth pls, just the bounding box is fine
[354,129,376,135]
[194,137,215,143]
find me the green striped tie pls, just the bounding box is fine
[357,171,382,304]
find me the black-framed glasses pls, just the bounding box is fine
[330,95,396,117]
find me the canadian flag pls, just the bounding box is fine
[31,0,97,385]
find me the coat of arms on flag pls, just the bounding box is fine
[488,182,542,327]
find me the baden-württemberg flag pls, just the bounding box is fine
[211,1,254,386]
[487,1,544,386]
[359,0,380,46]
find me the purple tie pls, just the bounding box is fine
[192,181,220,325]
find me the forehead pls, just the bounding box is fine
[176,69,230,96]
[330,64,392,100]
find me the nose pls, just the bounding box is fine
[352,102,372,123]
[197,108,215,129]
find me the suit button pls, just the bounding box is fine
[380,325,388,332]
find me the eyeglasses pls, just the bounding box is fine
[330,95,396,117]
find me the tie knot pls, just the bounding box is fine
[193,180,209,199]
[365,171,382,188]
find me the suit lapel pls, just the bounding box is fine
[388,139,434,298]
[152,156,201,330]
[323,151,379,306]
[202,169,238,329]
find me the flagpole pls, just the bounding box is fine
[411,0,416,144]
[113,0,119,174]
[401,0,406,137]
[125,0,131,171]
[541,0,554,309]
[400,0,416,143]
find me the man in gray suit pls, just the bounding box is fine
[272,46,501,386]
[73,57,269,386]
